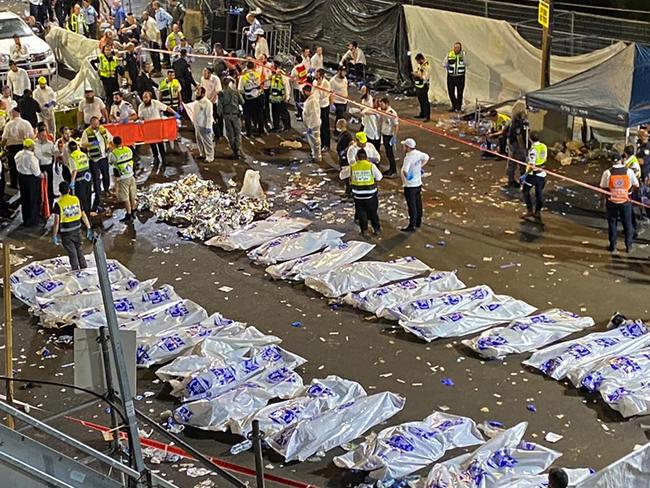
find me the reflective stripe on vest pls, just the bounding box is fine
[625,155,641,177]
[350,160,377,197]
[609,166,631,204]
[447,50,465,77]
[269,76,285,103]
[527,141,547,175]
[414,61,429,88]
[241,72,261,100]
[295,65,307,84]
[57,193,82,231]
[67,13,81,33]
[159,79,180,107]
[84,126,109,161]
[98,54,118,78]
[496,114,511,130]
[69,149,90,174]
[111,146,134,179]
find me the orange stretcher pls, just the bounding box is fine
[103,118,178,146]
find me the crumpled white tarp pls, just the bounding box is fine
[463,309,595,360]
[233,375,367,437]
[508,468,593,487]
[56,58,106,106]
[333,411,484,481]
[343,272,465,317]
[576,442,650,488]
[417,422,560,488]
[173,367,304,431]
[247,229,344,265]
[205,210,311,251]
[46,26,99,72]
[268,391,405,462]
[304,257,431,298]
[523,321,650,380]
[400,296,536,342]
[265,241,375,281]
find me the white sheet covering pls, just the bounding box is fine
[247,229,344,265]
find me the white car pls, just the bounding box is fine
[0,12,56,78]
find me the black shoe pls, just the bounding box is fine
[521,211,534,220]
[400,226,416,232]
[414,114,425,119]
[607,246,616,253]
[382,170,397,177]
[372,228,382,237]
[533,212,542,221]
[423,118,431,122]
[119,213,133,223]
[360,229,369,238]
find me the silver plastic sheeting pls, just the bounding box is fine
[173,367,304,431]
[265,241,375,281]
[523,321,650,381]
[343,272,466,317]
[333,411,484,481]
[232,375,367,437]
[508,468,593,487]
[205,210,311,251]
[247,229,344,265]
[576,442,650,488]
[268,391,405,462]
[463,309,595,360]
[181,345,307,402]
[418,422,561,488]
[304,257,431,298]
[400,296,536,342]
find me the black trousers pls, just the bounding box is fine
[263,89,271,128]
[75,178,92,214]
[293,89,303,119]
[404,186,423,228]
[523,174,546,213]
[354,194,380,232]
[160,28,170,64]
[368,138,381,153]
[507,143,526,183]
[150,42,162,72]
[415,84,430,119]
[212,103,223,140]
[447,75,465,111]
[243,97,264,136]
[320,106,331,148]
[90,157,110,210]
[30,3,47,24]
[271,101,291,131]
[62,231,87,270]
[7,144,22,188]
[151,142,166,164]
[101,77,119,108]
[40,164,55,209]
[18,173,41,226]
[334,103,347,123]
[606,200,634,251]
[382,134,397,173]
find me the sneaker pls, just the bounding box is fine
[400,226,416,232]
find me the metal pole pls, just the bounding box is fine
[251,420,265,488]
[570,11,575,56]
[2,243,13,429]
[92,235,148,485]
[98,326,120,453]
[540,0,555,88]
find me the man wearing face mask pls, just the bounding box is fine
[193,86,214,163]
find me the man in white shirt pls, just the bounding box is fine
[600,157,640,253]
[329,67,348,123]
[141,10,161,73]
[1,86,17,112]
[33,77,57,135]
[7,61,30,100]
[109,91,137,124]
[2,107,34,188]
[199,67,222,139]
[400,138,430,232]
[9,35,29,63]
[54,126,74,182]
[340,41,366,81]
[302,85,322,163]
[15,138,43,227]
[302,48,312,72]
[77,89,109,128]
[34,125,56,207]
[310,46,324,71]
[138,90,179,166]
[313,69,331,151]
[379,97,399,177]
[347,131,380,167]
[253,29,269,59]
[193,86,214,163]
[290,55,309,121]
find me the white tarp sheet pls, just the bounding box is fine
[205,211,311,251]
[463,309,595,360]
[400,296,536,342]
[247,229,344,265]
[523,321,650,380]
[333,411,484,481]
[46,26,99,72]
[576,443,650,488]
[56,58,106,105]
[268,391,405,462]
[417,422,560,488]
[403,5,626,105]
[344,272,465,317]
[265,241,375,281]
[304,257,431,298]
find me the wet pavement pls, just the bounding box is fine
[2,62,650,486]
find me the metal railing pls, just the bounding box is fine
[241,23,292,58]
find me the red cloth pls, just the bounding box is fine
[41,174,50,219]
[103,119,178,146]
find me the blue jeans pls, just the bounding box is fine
[606,200,633,251]
[523,174,546,213]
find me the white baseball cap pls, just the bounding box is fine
[401,138,416,149]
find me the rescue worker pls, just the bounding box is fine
[109,91,137,124]
[340,149,383,237]
[33,77,57,135]
[108,136,137,222]
[217,76,244,159]
[165,23,184,53]
[66,3,87,35]
[400,138,430,232]
[67,140,93,214]
[159,70,182,112]
[15,138,43,227]
[238,61,264,137]
[52,181,93,271]
[80,116,113,212]
[486,109,511,157]
[443,42,467,112]
[269,61,291,132]
[623,145,642,236]
[600,154,639,254]
[347,131,380,168]
[521,132,547,221]
[95,45,119,108]
[412,53,431,122]
[172,49,196,103]
[313,68,331,151]
[506,110,528,188]
[303,85,322,162]
[290,55,308,121]
[193,86,214,163]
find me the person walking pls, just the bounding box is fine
[16,138,43,227]
[33,77,57,135]
[217,77,244,159]
[52,181,93,270]
[302,85,322,163]
[80,116,112,212]
[67,140,92,214]
[34,124,55,209]
[269,62,291,132]
[412,53,431,121]
[521,132,547,221]
[95,45,119,108]
[137,90,179,167]
[193,86,214,163]
[7,61,30,101]
[108,136,137,222]
[2,107,34,189]
[379,97,399,177]
[238,61,263,137]
[330,67,349,124]
[400,138,430,232]
[600,156,639,253]
[172,49,196,103]
[313,68,331,152]
[340,149,383,237]
[443,42,467,112]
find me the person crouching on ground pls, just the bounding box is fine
[340,149,383,237]
[108,136,137,222]
[52,181,93,270]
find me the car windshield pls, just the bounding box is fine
[0,19,33,40]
